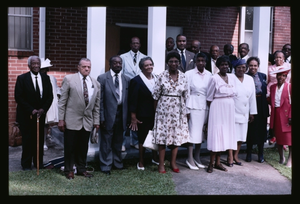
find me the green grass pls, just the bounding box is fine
[255,146,292,180]
[9,159,177,195]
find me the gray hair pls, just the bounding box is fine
[78,58,91,66]
[139,56,154,70]
[27,56,40,66]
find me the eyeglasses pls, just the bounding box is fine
[168,60,179,64]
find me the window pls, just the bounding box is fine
[8,7,33,50]
[240,7,273,57]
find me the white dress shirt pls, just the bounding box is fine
[78,72,94,103]
[30,72,43,98]
[110,69,123,105]
[275,84,284,107]
[211,58,219,75]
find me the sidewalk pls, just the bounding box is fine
[9,126,292,195]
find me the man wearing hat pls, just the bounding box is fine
[268,67,292,167]
[40,58,61,150]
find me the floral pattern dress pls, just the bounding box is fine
[152,70,189,146]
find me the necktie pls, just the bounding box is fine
[181,50,186,70]
[83,77,89,106]
[35,76,41,99]
[133,53,137,65]
[115,74,120,101]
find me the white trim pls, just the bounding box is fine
[39,7,46,59]
[239,7,246,44]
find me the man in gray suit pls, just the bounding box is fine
[97,55,130,175]
[58,58,100,179]
[166,34,195,73]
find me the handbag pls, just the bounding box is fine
[143,129,158,151]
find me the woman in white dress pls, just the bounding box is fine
[184,52,212,170]
[40,58,61,150]
[206,56,237,173]
[229,58,257,166]
[153,52,189,173]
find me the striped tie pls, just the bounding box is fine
[115,74,120,101]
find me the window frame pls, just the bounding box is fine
[8,7,33,51]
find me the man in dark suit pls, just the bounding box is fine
[97,55,130,175]
[15,55,53,171]
[166,34,195,73]
[206,45,220,74]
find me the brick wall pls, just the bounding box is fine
[107,7,240,56]
[272,6,291,53]
[8,7,40,125]
[167,7,240,56]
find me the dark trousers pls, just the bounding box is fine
[64,128,90,174]
[20,114,45,169]
[99,105,123,171]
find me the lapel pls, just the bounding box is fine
[106,71,119,101]
[121,74,127,103]
[136,75,152,95]
[280,83,288,107]
[125,52,135,68]
[74,73,85,104]
[86,77,98,108]
[25,72,36,94]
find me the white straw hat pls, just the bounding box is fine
[270,66,291,74]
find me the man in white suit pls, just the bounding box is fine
[58,58,100,180]
[120,37,147,150]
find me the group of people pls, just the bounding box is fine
[14,34,291,180]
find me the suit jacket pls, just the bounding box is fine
[166,49,195,73]
[128,75,155,119]
[58,73,100,132]
[15,72,53,124]
[97,71,130,130]
[246,72,269,119]
[268,82,291,132]
[120,51,147,79]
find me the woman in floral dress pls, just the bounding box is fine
[152,52,189,173]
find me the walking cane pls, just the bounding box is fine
[37,116,39,176]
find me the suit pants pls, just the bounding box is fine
[64,128,90,174]
[99,105,123,171]
[20,114,45,169]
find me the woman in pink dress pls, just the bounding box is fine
[206,56,237,173]
[268,51,291,145]
[267,67,292,167]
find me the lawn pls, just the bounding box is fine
[9,146,291,195]
[9,158,177,195]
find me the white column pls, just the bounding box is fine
[252,7,271,75]
[87,7,106,79]
[39,7,46,59]
[148,7,167,75]
[86,7,106,160]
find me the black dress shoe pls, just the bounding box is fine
[23,167,32,171]
[78,171,93,178]
[245,154,252,162]
[101,170,111,175]
[65,172,74,180]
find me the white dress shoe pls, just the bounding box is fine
[194,159,205,169]
[137,162,145,170]
[152,159,159,165]
[186,160,199,170]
